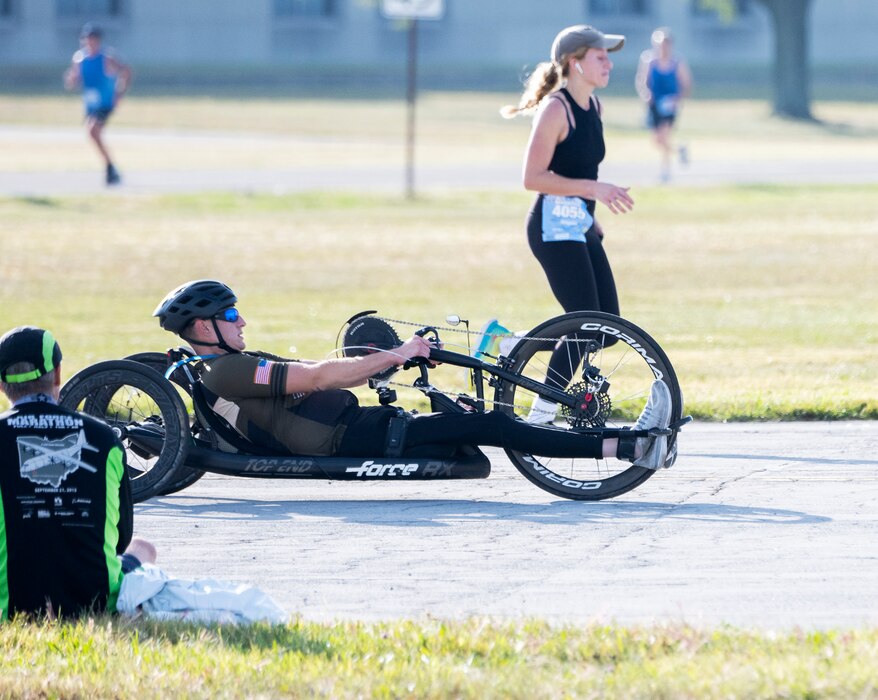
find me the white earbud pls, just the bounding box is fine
[574,62,584,75]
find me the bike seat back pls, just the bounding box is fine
[190,380,285,457]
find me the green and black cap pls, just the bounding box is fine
[0,326,62,384]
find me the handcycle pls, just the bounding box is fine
[58,310,689,503]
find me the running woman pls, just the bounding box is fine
[502,24,632,423]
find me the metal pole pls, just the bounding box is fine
[405,18,418,200]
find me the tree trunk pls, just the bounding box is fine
[757,0,814,119]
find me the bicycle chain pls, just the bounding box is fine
[367,315,523,411]
[372,314,599,345]
[365,314,605,416]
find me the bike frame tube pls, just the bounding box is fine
[427,348,577,408]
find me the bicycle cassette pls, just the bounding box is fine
[560,381,612,428]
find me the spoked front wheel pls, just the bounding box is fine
[59,360,190,502]
[124,352,206,496]
[494,312,682,501]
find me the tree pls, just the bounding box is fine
[702,0,816,119]
[757,0,815,119]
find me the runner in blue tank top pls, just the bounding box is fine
[501,24,633,424]
[635,27,693,182]
[64,23,132,186]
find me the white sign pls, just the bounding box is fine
[380,0,445,20]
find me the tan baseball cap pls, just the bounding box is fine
[551,25,625,63]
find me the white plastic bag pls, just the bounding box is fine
[118,564,287,624]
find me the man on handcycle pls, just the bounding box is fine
[153,280,672,467]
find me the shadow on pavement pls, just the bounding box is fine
[688,452,878,466]
[137,497,829,526]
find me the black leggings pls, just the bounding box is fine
[527,196,620,389]
[338,406,604,459]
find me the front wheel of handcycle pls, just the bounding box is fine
[123,352,206,496]
[494,311,682,501]
[59,360,190,503]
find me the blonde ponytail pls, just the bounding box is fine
[500,60,563,119]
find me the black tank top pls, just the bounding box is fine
[546,88,606,215]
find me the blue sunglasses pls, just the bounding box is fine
[212,308,240,323]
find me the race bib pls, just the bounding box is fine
[541,195,593,243]
[83,88,102,110]
[657,95,676,117]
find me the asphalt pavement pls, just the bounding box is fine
[1,125,877,196]
[135,420,878,629]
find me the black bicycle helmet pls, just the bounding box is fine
[153,279,237,334]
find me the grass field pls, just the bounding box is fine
[2,616,878,699]
[1,186,876,419]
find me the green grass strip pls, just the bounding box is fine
[2,616,877,699]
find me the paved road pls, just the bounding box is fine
[1,125,877,195]
[5,160,878,196]
[135,420,878,629]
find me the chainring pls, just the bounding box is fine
[341,315,402,382]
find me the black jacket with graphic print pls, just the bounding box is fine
[0,400,133,619]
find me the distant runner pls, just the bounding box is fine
[635,27,693,182]
[63,22,132,186]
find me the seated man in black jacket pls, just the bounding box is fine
[0,326,156,620]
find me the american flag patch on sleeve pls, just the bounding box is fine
[254,358,274,385]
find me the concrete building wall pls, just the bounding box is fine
[0,0,874,73]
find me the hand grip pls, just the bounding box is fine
[404,327,440,370]
[402,356,429,370]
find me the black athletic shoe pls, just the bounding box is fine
[106,164,121,185]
